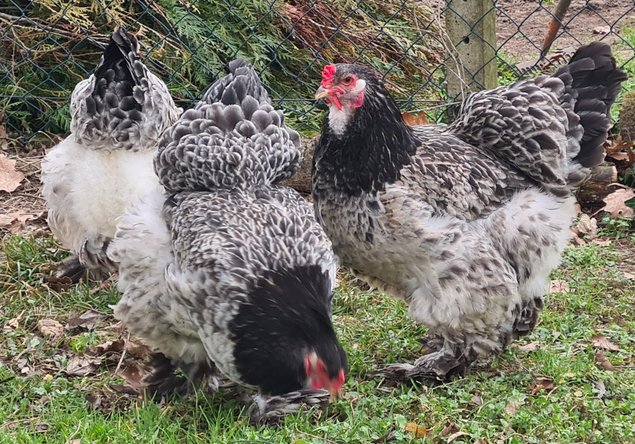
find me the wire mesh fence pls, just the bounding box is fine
[1,0,634,142]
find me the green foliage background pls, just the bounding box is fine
[0,0,444,137]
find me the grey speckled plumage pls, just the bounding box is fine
[312,42,626,381]
[154,60,301,192]
[70,28,180,152]
[41,27,180,280]
[110,60,345,422]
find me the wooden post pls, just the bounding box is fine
[444,0,497,103]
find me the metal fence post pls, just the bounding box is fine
[444,0,497,102]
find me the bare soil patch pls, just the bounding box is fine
[496,0,635,63]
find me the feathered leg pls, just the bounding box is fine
[373,334,498,384]
[419,334,445,352]
[513,297,544,338]
[144,353,218,399]
[247,389,331,425]
[48,253,112,284]
[54,254,88,283]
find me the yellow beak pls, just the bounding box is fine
[315,87,330,100]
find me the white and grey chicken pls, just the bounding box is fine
[109,60,347,424]
[312,42,626,381]
[41,27,180,282]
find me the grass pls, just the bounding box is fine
[0,235,634,443]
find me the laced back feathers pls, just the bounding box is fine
[449,41,626,189]
[155,59,301,193]
[314,43,626,200]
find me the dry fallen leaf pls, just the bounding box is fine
[600,188,635,219]
[116,362,148,392]
[595,351,615,371]
[37,319,64,339]
[591,334,620,351]
[548,280,570,294]
[42,275,73,292]
[0,110,6,140]
[573,214,598,239]
[0,210,44,233]
[123,336,154,359]
[34,423,50,433]
[440,423,460,437]
[90,339,125,355]
[447,431,469,443]
[4,313,23,330]
[66,309,107,332]
[606,151,630,162]
[530,377,556,395]
[593,380,607,399]
[0,154,25,192]
[402,111,429,127]
[622,271,635,280]
[86,389,137,414]
[504,400,520,415]
[65,354,102,377]
[404,422,428,438]
[517,341,539,352]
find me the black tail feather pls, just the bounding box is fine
[95,27,140,84]
[85,26,145,125]
[199,58,270,106]
[556,42,627,168]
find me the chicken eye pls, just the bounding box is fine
[342,76,354,86]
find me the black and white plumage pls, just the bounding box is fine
[312,42,626,381]
[109,60,346,423]
[154,59,301,192]
[41,27,180,280]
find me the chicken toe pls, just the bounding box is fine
[143,353,216,399]
[247,389,330,425]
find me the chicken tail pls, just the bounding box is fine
[84,26,146,121]
[554,42,627,171]
[155,59,301,192]
[70,27,179,151]
[95,27,142,87]
[448,42,626,192]
[199,59,271,106]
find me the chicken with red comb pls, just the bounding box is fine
[312,43,626,383]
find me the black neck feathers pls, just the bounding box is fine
[314,79,418,196]
[230,265,345,395]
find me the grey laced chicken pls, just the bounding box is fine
[41,27,180,282]
[109,60,347,424]
[312,42,626,382]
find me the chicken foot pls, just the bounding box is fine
[513,297,544,338]
[247,389,331,425]
[143,352,220,399]
[50,254,111,284]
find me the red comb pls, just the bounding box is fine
[321,64,337,88]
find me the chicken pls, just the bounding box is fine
[41,27,180,282]
[312,42,626,381]
[109,60,347,424]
